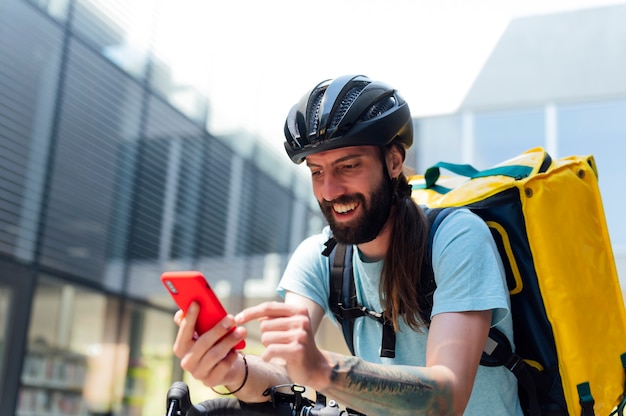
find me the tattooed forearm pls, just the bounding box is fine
[325,355,453,416]
[332,356,433,394]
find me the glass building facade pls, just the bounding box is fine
[0,0,321,414]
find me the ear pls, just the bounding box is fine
[385,145,404,178]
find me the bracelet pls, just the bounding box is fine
[210,352,248,396]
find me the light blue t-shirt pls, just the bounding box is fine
[277,209,523,415]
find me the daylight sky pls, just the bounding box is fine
[156,0,626,152]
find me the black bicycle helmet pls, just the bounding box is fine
[284,75,413,164]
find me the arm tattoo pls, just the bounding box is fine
[327,356,452,415]
[332,357,432,394]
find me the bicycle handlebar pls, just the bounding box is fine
[165,382,366,416]
[165,381,192,416]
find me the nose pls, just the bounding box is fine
[318,171,346,202]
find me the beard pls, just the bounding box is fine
[319,175,393,245]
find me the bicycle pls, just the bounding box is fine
[165,381,366,416]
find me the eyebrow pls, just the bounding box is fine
[306,153,364,169]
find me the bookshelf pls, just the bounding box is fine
[17,345,87,416]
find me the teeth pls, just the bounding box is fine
[334,202,357,214]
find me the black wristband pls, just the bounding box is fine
[210,352,248,396]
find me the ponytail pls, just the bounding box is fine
[380,170,429,331]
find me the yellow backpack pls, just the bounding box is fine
[410,147,626,416]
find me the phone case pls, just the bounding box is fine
[161,271,245,350]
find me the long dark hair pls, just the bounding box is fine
[380,148,429,332]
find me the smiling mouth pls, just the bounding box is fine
[333,201,359,214]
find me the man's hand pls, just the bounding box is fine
[172,302,247,390]
[235,300,332,390]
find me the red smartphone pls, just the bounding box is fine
[161,270,245,350]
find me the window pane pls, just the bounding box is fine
[39,39,143,283]
[474,108,545,168]
[237,164,292,256]
[20,277,176,415]
[0,2,63,261]
[21,279,94,415]
[122,304,177,416]
[412,115,463,172]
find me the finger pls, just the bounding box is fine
[235,301,307,324]
[174,309,184,326]
[261,322,312,350]
[192,317,247,359]
[260,331,301,348]
[234,301,279,323]
[258,314,311,333]
[173,303,200,357]
[181,326,247,386]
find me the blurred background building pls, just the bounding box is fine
[0,0,324,414]
[407,4,626,279]
[0,0,624,415]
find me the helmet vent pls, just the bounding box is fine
[307,90,324,137]
[362,96,396,121]
[329,85,366,131]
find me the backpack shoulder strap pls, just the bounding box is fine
[328,241,356,354]
[327,240,396,357]
[325,207,453,358]
[419,207,452,324]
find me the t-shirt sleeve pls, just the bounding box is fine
[276,229,332,313]
[430,209,511,327]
